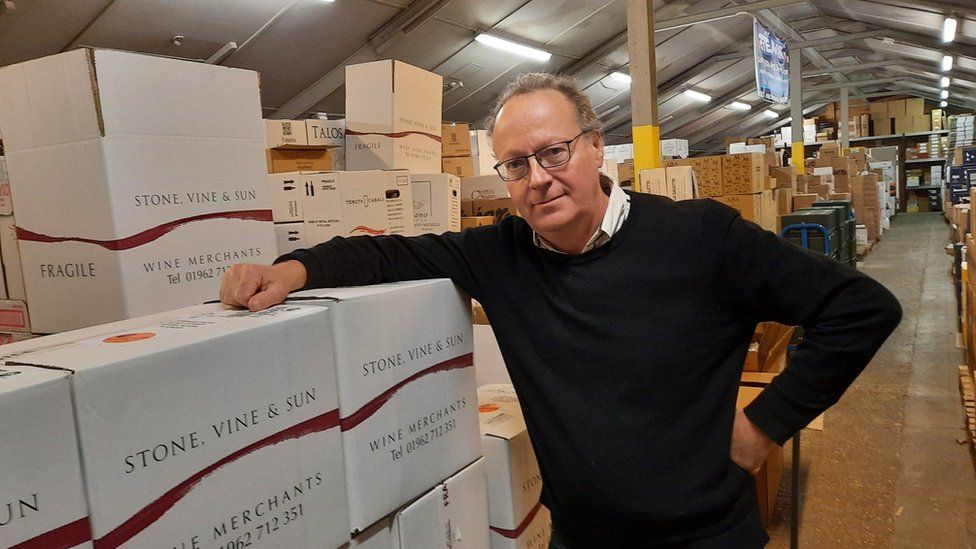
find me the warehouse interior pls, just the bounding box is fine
[1,0,975,547]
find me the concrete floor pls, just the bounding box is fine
[767,212,976,548]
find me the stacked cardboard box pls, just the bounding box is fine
[346,60,442,173]
[1,280,486,547]
[0,155,30,337]
[266,119,337,174]
[638,166,695,201]
[470,129,497,177]
[851,174,883,241]
[442,122,475,178]
[461,175,516,226]
[478,385,553,549]
[0,48,276,333]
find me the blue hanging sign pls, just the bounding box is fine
[754,18,790,104]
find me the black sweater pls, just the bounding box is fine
[281,192,902,547]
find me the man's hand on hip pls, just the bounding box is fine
[219,260,308,311]
[730,408,776,475]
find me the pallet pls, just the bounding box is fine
[959,365,976,466]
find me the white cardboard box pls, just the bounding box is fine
[470,130,496,176]
[660,138,689,158]
[411,173,461,234]
[474,323,512,386]
[395,458,490,548]
[8,304,350,548]
[0,214,24,302]
[265,119,309,148]
[477,385,544,536]
[0,366,91,549]
[302,170,415,243]
[462,175,509,200]
[489,506,551,549]
[275,222,307,256]
[269,172,304,222]
[0,48,276,333]
[346,61,442,173]
[290,280,482,533]
[347,459,490,549]
[307,119,346,170]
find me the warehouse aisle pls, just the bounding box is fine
[767,213,976,548]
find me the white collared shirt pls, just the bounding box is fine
[533,183,631,254]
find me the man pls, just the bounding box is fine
[221,73,901,547]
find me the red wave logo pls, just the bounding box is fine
[16,210,273,251]
[95,409,340,549]
[489,501,544,539]
[9,517,93,549]
[350,225,387,236]
[346,129,442,142]
[340,353,474,431]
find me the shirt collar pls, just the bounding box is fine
[533,183,631,254]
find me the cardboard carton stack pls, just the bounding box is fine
[442,122,475,178]
[1,280,489,549]
[0,48,277,334]
[868,98,937,136]
[664,153,775,231]
[852,174,884,242]
[638,166,695,201]
[478,384,553,549]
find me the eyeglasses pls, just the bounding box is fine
[493,131,589,182]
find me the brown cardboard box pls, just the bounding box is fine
[849,152,867,174]
[266,148,333,173]
[749,137,776,150]
[714,192,762,224]
[830,157,854,176]
[912,115,931,133]
[970,189,976,235]
[760,190,777,232]
[617,161,635,187]
[828,192,852,201]
[871,116,892,136]
[905,98,924,117]
[668,156,723,197]
[793,193,819,210]
[833,174,850,193]
[461,216,494,230]
[721,153,766,195]
[442,156,475,178]
[894,116,910,134]
[770,166,796,190]
[765,177,777,191]
[773,188,794,215]
[814,157,834,169]
[764,150,781,170]
[888,99,906,118]
[441,122,472,157]
[868,101,889,119]
[807,183,830,199]
[461,198,518,221]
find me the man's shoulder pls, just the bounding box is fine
[625,191,738,227]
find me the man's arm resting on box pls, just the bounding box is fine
[706,203,903,448]
[221,228,497,310]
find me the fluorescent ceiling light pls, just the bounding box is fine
[942,55,954,72]
[763,109,779,118]
[609,71,632,84]
[943,16,957,43]
[683,89,712,102]
[940,100,948,108]
[475,34,551,61]
[729,101,752,111]
[941,76,951,88]
[940,89,949,99]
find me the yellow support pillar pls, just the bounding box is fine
[627,0,661,191]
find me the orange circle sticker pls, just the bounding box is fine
[103,332,156,344]
[478,404,499,413]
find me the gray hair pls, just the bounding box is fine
[485,73,602,136]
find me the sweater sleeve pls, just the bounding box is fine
[703,202,902,445]
[274,225,500,301]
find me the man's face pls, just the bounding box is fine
[491,89,606,237]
